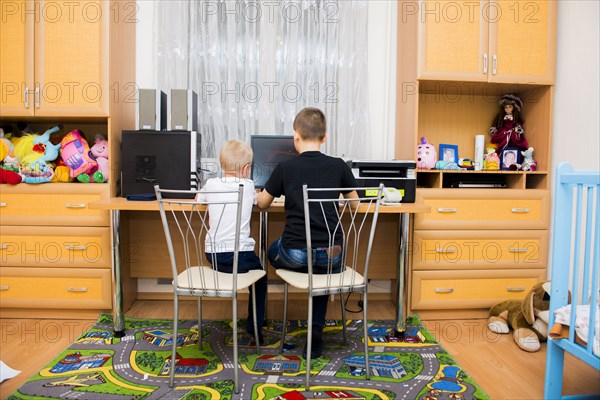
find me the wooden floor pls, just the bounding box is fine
[1,299,599,399]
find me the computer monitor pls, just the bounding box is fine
[250,135,299,189]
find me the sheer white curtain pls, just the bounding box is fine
[153,0,369,159]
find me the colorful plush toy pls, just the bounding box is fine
[416,137,437,169]
[488,281,551,352]
[90,134,109,182]
[13,125,62,184]
[483,145,500,170]
[60,130,102,182]
[0,128,22,184]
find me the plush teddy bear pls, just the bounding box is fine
[488,281,551,352]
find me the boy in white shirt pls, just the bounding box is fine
[197,140,266,344]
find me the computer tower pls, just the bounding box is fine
[170,89,198,131]
[121,130,199,197]
[136,89,167,131]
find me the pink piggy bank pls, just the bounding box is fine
[416,137,437,169]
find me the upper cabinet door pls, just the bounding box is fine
[489,0,556,84]
[0,0,35,116]
[417,0,556,84]
[418,0,489,81]
[34,0,109,116]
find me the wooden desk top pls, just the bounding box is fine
[89,197,431,214]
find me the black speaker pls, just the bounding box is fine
[121,130,199,197]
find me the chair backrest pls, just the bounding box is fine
[302,184,384,289]
[155,184,244,294]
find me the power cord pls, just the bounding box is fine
[343,292,363,313]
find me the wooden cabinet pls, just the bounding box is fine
[0,1,135,318]
[397,2,555,318]
[0,184,112,318]
[417,0,556,84]
[0,0,109,117]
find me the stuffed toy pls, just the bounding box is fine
[416,137,437,169]
[90,134,109,182]
[60,129,101,182]
[488,281,551,352]
[0,130,21,184]
[483,144,500,170]
[13,125,62,184]
[519,147,538,171]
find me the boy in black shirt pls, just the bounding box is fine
[257,107,358,357]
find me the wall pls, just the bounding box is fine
[552,1,599,172]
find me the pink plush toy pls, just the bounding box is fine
[60,130,97,178]
[90,134,109,182]
[416,137,437,169]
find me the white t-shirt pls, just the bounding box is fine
[196,177,256,253]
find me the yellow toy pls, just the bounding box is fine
[483,144,500,170]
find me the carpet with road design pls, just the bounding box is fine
[9,314,489,400]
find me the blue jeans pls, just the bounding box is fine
[268,237,343,327]
[205,251,266,332]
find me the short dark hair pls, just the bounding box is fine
[293,107,326,141]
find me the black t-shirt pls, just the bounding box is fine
[264,151,357,248]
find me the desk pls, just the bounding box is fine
[90,198,430,337]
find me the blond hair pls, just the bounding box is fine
[220,139,253,175]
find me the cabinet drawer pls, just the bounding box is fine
[414,189,549,230]
[411,269,546,310]
[413,230,548,270]
[0,184,109,226]
[0,226,110,268]
[0,268,112,310]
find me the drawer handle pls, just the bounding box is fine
[0,285,9,291]
[66,203,87,209]
[507,287,526,292]
[0,202,6,207]
[67,287,88,293]
[66,245,88,251]
[437,208,457,213]
[0,244,8,250]
[436,248,456,253]
[509,247,528,253]
[435,288,454,294]
[511,208,530,213]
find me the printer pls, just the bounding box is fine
[350,160,417,203]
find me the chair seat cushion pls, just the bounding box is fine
[275,267,364,290]
[175,266,266,291]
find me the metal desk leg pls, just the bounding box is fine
[111,209,125,337]
[395,213,410,336]
[259,211,269,322]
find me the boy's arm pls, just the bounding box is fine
[257,189,275,209]
[343,190,359,210]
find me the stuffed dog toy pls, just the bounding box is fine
[488,281,551,352]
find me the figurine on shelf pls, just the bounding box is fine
[519,147,538,171]
[489,94,529,151]
[416,136,437,169]
[483,144,500,170]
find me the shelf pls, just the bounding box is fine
[416,170,549,190]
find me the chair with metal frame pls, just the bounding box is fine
[276,184,384,390]
[155,184,266,393]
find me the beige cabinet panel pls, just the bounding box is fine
[414,189,549,230]
[416,0,555,84]
[0,0,35,116]
[0,267,112,309]
[0,183,109,226]
[489,0,556,83]
[0,226,110,268]
[411,269,546,310]
[0,0,109,116]
[413,229,548,270]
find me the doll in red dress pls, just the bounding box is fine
[489,94,529,151]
